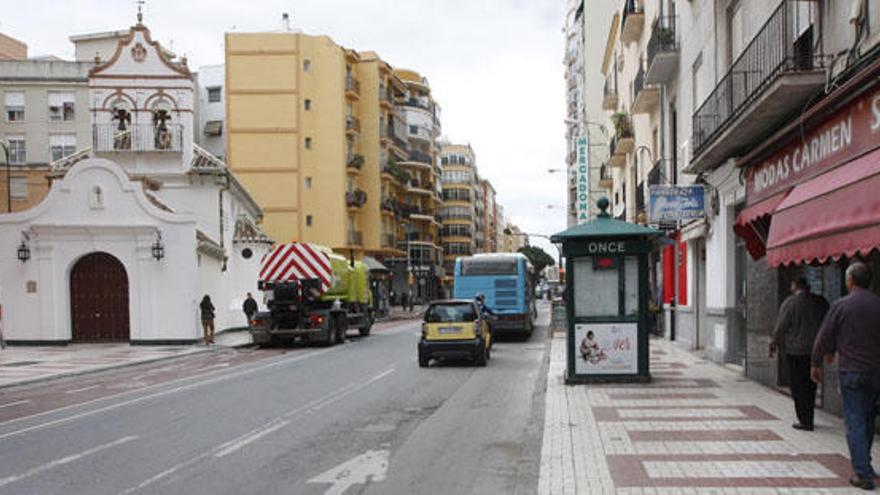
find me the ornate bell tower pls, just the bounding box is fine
[88,13,194,176]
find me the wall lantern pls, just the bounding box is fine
[16,240,30,262]
[151,230,165,261]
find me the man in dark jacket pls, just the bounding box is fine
[243,293,258,328]
[812,262,880,491]
[770,277,828,431]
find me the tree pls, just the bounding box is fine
[518,246,555,275]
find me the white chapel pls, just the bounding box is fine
[0,20,271,344]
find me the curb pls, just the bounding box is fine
[0,346,220,391]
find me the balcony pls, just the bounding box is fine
[602,72,618,111]
[345,76,361,100]
[408,124,433,142]
[404,150,432,165]
[379,85,393,110]
[346,154,364,175]
[408,179,433,196]
[599,164,613,189]
[689,0,826,173]
[382,160,411,184]
[621,0,644,44]
[347,230,363,247]
[631,62,660,114]
[93,124,183,153]
[346,115,361,135]
[645,16,679,85]
[381,233,396,249]
[346,189,367,210]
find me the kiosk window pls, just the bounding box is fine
[573,256,639,318]
[573,258,618,317]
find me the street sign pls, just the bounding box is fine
[648,185,705,223]
[575,136,590,224]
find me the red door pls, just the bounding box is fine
[70,252,130,342]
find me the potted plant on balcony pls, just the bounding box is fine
[611,112,635,154]
[347,154,364,170]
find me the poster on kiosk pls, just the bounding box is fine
[551,198,660,384]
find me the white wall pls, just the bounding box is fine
[0,158,199,342]
[195,64,226,159]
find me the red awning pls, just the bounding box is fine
[766,148,880,266]
[733,191,788,260]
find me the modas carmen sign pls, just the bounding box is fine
[747,87,880,204]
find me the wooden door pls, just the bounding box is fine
[70,252,130,342]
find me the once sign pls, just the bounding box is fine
[587,241,625,254]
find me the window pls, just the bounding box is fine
[5,92,24,122]
[206,86,222,103]
[304,99,312,111]
[306,215,313,227]
[305,137,312,149]
[48,92,75,121]
[7,136,25,164]
[409,125,418,134]
[49,134,76,161]
[304,60,311,72]
[305,177,312,189]
[9,176,27,200]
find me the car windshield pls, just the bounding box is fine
[425,303,478,323]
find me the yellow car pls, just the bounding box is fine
[418,300,492,367]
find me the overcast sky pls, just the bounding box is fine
[4,0,568,256]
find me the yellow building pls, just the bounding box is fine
[392,68,443,300]
[225,32,408,260]
[439,142,478,285]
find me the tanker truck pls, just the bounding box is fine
[250,242,374,346]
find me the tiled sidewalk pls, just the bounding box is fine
[539,335,878,494]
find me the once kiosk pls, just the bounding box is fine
[551,198,661,384]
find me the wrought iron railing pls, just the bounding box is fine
[346,116,361,133]
[647,16,677,68]
[347,230,363,246]
[345,76,361,96]
[632,62,649,101]
[93,124,183,153]
[692,0,824,157]
[407,150,432,164]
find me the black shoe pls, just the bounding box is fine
[849,476,875,490]
[792,423,814,431]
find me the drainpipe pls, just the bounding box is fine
[219,173,229,272]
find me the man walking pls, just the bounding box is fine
[243,292,258,328]
[812,262,880,491]
[770,277,828,431]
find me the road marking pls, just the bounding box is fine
[0,347,340,442]
[65,385,102,394]
[307,449,390,495]
[121,367,396,494]
[0,400,29,410]
[0,435,137,488]
[214,419,290,458]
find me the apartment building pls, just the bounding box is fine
[439,142,477,286]
[0,33,27,60]
[480,179,498,252]
[392,68,443,300]
[0,33,92,212]
[195,64,225,160]
[564,0,618,226]
[594,0,880,417]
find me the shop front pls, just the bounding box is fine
[734,55,880,415]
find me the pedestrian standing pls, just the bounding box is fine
[242,292,258,328]
[401,291,408,311]
[200,295,215,345]
[770,277,828,431]
[811,262,880,491]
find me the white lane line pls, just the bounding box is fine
[65,385,102,394]
[121,367,396,493]
[214,420,291,458]
[0,400,30,410]
[0,435,137,488]
[0,347,340,442]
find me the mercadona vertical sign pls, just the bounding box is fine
[576,136,589,224]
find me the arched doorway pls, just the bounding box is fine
[70,252,130,342]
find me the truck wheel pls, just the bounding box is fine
[336,317,347,343]
[418,351,429,368]
[323,320,337,347]
[359,309,373,336]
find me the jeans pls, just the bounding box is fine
[787,354,816,427]
[840,370,880,480]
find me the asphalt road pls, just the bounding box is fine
[0,303,550,495]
